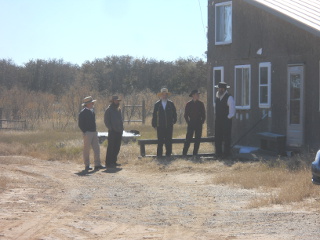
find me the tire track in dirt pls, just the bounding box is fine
[1,156,320,239]
[0,157,96,239]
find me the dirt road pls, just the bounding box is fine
[1,156,320,239]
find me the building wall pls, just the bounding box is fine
[207,0,320,149]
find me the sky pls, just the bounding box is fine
[0,0,208,66]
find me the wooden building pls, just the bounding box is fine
[206,0,320,151]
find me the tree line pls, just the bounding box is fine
[0,55,207,95]
[0,56,207,129]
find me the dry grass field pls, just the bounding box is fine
[1,122,320,239]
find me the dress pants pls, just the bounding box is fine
[215,118,232,156]
[156,126,173,156]
[83,131,101,167]
[183,123,202,155]
[106,130,122,166]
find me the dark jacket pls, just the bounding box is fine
[215,93,230,122]
[104,103,124,133]
[78,108,97,133]
[152,100,177,128]
[184,100,206,125]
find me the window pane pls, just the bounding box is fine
[290,100,300,124]
[215,70,221,83]
[260,86,268,103]
[235,68,242,106]
[290,74,301,99]
[235,66,251,108]
[224,5,232,42]
[216,7,224,42]
[260,67,268,84]
[216,4,232,43]
[290,73,301,124]
[243,68,250,106]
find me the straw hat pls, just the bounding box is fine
[82,96,96,107]
[157,87,171,97]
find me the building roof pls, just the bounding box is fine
[243,0,320,37]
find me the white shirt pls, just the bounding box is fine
[161,100,167,110]
[85,107,94,113]
[216,91,235,119]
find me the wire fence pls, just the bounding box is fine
[0,120,27,130]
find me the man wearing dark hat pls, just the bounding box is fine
[182,90,206,155]
[78,96,105,171]
[104,96,124,168]
[214,82,235,157]
[152,88,177,157]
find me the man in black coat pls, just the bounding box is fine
[104,96,124,168]
[78,96,105,171]
[182,90,206,155]
[152,88,177,157]
[215,82,235,157]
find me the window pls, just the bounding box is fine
[215,1,232,45]
[234,65,251,109]
[213,67,224,107]
[213,67,224,91]
[259,62,271,108]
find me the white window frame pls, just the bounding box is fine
[259,62,271,108]
[215,1,232,45]
[234,65,251,110]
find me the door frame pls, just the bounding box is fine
[286,64,304,147]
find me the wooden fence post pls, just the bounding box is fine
[142,100,146,124]
[0,108,2,128]
[121,104,125,121]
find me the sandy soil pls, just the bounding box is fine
[1,155,320,240]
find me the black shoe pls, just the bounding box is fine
[115,163,121,166]
[85,166,93,171]
[106,164,116,168]
[94,165,106,170]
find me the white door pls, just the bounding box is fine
[287,65,304,147]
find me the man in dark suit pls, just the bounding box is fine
[152,88,177,157]
[104,96,124,168]
[183,90,206,155]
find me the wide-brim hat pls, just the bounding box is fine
[215,82,230,89]
[82,96,96,106]
[110,95,122,102]
[189,89,200,97]
[157,88,171,97]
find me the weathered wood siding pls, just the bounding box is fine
[207,0,320,149]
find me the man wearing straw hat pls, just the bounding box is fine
[214,82,235,157]
[104,95,124,168]
[78,96,105,171]
[152,88,177,157]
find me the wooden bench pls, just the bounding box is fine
[138,137,215,157]
[257,132,286,155]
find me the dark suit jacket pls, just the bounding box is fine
[152,100,177,128]
[184,100,206,125]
